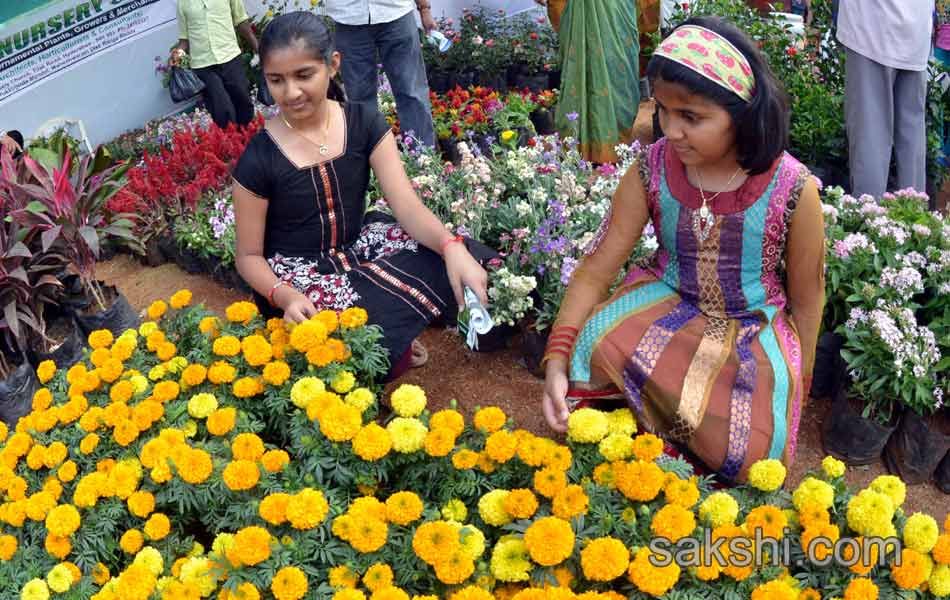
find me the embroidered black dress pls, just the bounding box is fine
[232,103,458,366]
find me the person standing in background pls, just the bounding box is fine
[836,0,934,198]
[0,130,24,159]
[537,0,641,163]
[172,0,259,129]
[326,0,437,147]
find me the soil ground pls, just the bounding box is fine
[96,254,949,516]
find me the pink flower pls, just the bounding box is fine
[485,38,494,47]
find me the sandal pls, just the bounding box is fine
[410,339,429,368]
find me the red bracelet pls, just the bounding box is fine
[268,280,289,307]
[441,235,464,254]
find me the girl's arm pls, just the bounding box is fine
[542,163,651,430]
[784,177,826,397]
[233,183,317,322]
[369,133,488,307]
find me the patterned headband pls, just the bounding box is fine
[654,25,755,102]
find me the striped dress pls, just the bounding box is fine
[569,139,817,482]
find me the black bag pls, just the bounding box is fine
[256,69,275,106]
[74,286,141,339]
[169,66,206,103]
[0,363,39,428]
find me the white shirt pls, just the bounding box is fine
[326,0,415,26]
[836,0,935,71]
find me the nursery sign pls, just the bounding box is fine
[0,0,175,101]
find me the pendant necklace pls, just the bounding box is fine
[692,164,743,243]
[281,102,332,156]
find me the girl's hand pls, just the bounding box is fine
[444,243,489,307]
[542,360,570,432]
[277,287,317,324]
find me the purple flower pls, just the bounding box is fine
[566,112,579,121]
[560,257,578,285]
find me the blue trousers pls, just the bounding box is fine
[333,11,435,147]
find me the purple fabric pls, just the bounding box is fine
[720,316,760,480]
[717,213,747,316]
[675,207,700,305]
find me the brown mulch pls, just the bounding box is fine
[96,254,949,515]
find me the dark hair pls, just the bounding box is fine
[7,130,23,159]
[647,16,788,175]
[259,11,346,102]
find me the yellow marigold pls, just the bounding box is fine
[651,503,696,542]
[329,565,359,589]
[631,433,664,462]
[798,501,831,530]
[44,534,71,560]
[344,387,375,413]
[598,432,634,462]
[385,491,424,526]
[91,563,110,585]
[0,534,17,560]
[386,417,427,453]
[169,289,192,309]
[286,488,329,529]
[412,519,462,565]
[144,513,170,540]
[331,371,356,394]
[430,409,465,436]
[290,320,329,353]
[233,376,264,398]
[423,427,456,457]
[745,505,788,540]
[180,364,207,387]
[290,376,325,408]
[890,548,928,589]
[153,380,180,402]
[390,384,427,417]
[259,492,291,526]
[473,406,506,432]
[155,341,176,362]
[199,316,219,335]
[567,407,609,443]
[748,459,787,492]
[89,347,111,368]
[479,489,512,526]
[175,448,214,485]
[544,443,573,470]
[112,418,140,447]
[843,577,879,600]
[261,449,290,473]
[21,578,50,600]
[36,360,56,384]
[79,433,100,455]
[503,489,539,520]
[202,407,235,436]
[263,361,291,386]
[792,477,835,511]
[847,489,895,537]
[109,380,134,403]
[223,460,261,491]
[515,433,546,467]
[46,563,74,593]
[552,484,589,520]
[363,563,394,592]
[870,475,906,507]
[581,537,630,581]
[353,423,392,461]
[452,448,479,469]
[534,466,568,498]
[903,513,939,554]
[934,534,950,565]
[347,518,388,553]
[665,477,700,508]
[320,402,363,442]
[213,335,241,357]
[44,504,80,537]
[127,491,155,518]
[616,460,665,502]
[120,528,144,554]
[233,526,272,566]
[146,300,167,320]
[306,343,336,367]
[484,431,517,464]
[232,432,265,461]
[822,455,846,479]
[241,335,273,367]
[628,547,680,596]
[340,307,368,328]
[33,388,54,412]
[751,580,798,600]
[226,301,259,324]
[930,564,950,597]
[434,549,475,584]
[333,590,367,600]
[524,516,575,566]
[88,329,114,349]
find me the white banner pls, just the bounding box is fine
[0,0,176,103]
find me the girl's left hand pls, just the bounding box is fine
[443,243,489,308]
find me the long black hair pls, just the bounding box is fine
[259,11,346,102]
[647,16,789,175]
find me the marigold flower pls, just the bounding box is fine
[234,526,272,566]
[452,448,479,469]
[385,491,424,526]
[581,537,629,581]
[891,548,928,590]
[272,566,308,600]
[745,505,788,540]
[352,423,392,461]
[88,329,114,349]
[534,466,568,498]
[386,417,427,453]
[651,503,696,542]
[616,460,664,502]
[750,579,797,600]
[120,528,144,554]
[552,484,589,520]
[363,563,394,592]
[390,384,427,417]
[413,520,461,565]
[903,513,940,553]
[223,460,261,491]
[263,361,291,386]
[144,513,170,540]
[45,504,81,537]
[870,475,906,507]
[340,307,368,328]
[748,459,787,492]
[20,579,50,600]
[36,360,56,384]
[205,406,236,436]
[181,363,207,387]
[567,408,609,443]
[259,492,291,525]
[290,319,329,352]
[127,491,155,518]
[320,402,363,442]
[290,376,325,408]
[232,432,265,461]
[792,476,835,511]
[175,448,213,484]
[930,564,950,597]
[473,406,506,432]
[844,577,879,600]
[933,534,950,565]
[331,370,356,394]
[435,550,475,584]
[286,488,329,529]
[503,489,538,520]
[261,449,290,473]
[822,455,846,478]
[628,547,680,596]
[524,516,574,566]
[485,430,518,463]
[0,534,17,560]
[346,518,388,553]
[146,300,167,320]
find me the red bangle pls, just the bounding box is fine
[441,235,464,254]
[268,280,289,307]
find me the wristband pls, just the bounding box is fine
[440,234,464,254]
[268,280,289,307]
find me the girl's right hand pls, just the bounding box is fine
[279,288,318,324]
[542,360,570,433]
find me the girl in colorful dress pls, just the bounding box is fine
[541,16,826,482]
[232,12,489,381]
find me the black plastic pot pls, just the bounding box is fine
[74,285,141,339]
[439,138,461,164]
[428,71,451,94]
[476,72,506,91]
[158,234,178,261]
[0,362,39,428]
[472,133,494,157]
[468,323,517,353]
[883,411,950,485]
[821,387,899,466]
[142,237,166,267]
[547,69,561,90]
[448,71,475,91]
[176,246,206,275]
[811,331,846,399]
[521,326,549,379]
[27,316,86,370]
[512,72,549,93]
[530,108,557,136]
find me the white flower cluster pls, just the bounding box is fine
[847,304,941,379]
[487,268,537,326]
[879,266,924,299]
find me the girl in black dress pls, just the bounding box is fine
[232,12,489,381]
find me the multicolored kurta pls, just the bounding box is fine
[569,139,817,481]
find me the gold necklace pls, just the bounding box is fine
[692,164,743,243]
[281,102,332,156]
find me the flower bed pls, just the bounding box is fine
[1,292,950,599]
